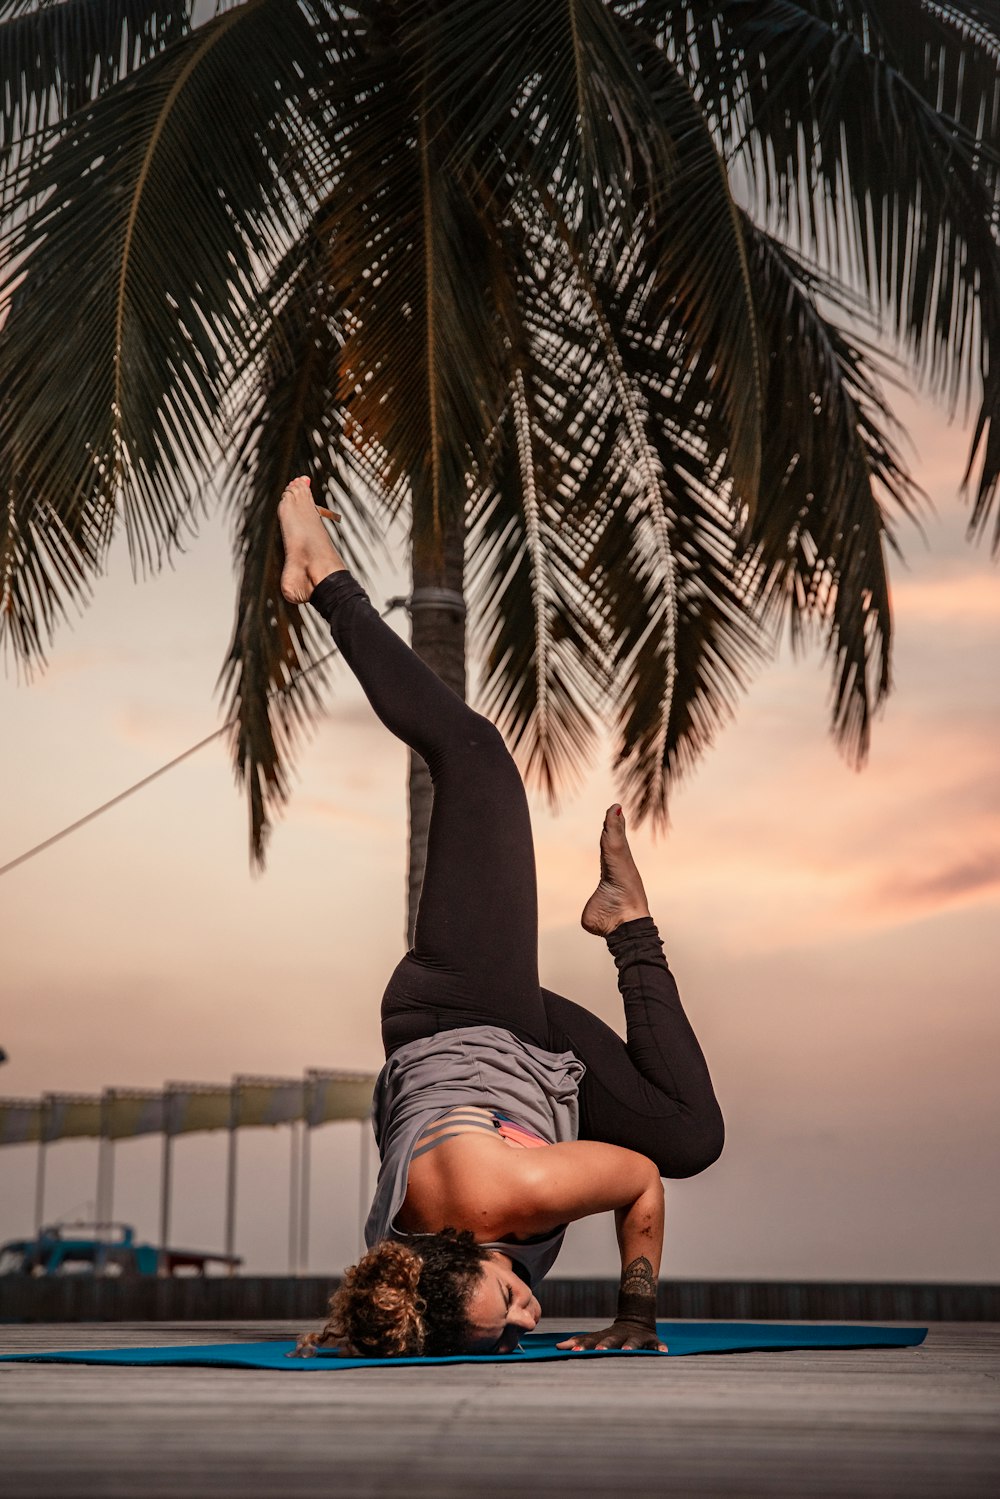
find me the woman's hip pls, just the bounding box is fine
[380,950,547,1057]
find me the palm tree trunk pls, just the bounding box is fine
[405,512,466,948]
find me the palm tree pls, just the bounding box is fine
[1,2,998,943]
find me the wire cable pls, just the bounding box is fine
[0,596,408,881]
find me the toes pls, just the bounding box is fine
[603,804,625,835]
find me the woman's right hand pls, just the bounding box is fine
[556,1318,667,1353]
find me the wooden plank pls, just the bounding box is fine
[1,1323,998,1498]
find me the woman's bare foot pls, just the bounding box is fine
[278,476,347,604]
[581,805,651,937]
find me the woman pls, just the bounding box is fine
[279,477,724,1358]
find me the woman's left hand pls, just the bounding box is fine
[556,1319,668,1353]
[289,1331,351,1358]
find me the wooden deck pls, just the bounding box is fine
[1,1321,998,1497]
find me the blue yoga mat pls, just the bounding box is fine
[0,1322,926,1370]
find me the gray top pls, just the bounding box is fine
[364,1025,586,1287]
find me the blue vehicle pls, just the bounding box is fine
[0,1222,242,1277]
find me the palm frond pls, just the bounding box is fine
[412,0,675,235]
[625,1,1000,547]
[0,0,191,191]
[739,212,929,762]
[0,457,101,673]
[318,38,508,569]
[686,0,1000,542]
[466,373,606,806]
[459,193,610,800]
[864,2,1000,187]
[615,21,764,512]
[552,244,769,826]
[506,119,760,812]
[217,217,386,867]
[536,223,682,816]
[0,0,333,667]
[589,422,768,823]
[475,168,767,827]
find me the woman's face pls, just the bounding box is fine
[463,1251,541,1354]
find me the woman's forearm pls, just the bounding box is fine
[615,1177,664,1274]
[614,1177,663,1320]
[556,1173,667,1352]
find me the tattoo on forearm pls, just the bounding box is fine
[619,1255,655,1299]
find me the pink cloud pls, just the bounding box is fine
[859,846,1000,922]
[888,389,979,495]
[892,571,1000,624]
[112,702,214,752]
[560,713,1000,950]
[292,795,397,834]
[33,647,142,687]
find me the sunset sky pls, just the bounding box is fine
[2,384,998,1285]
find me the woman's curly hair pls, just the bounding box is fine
[294,1228,490,1358]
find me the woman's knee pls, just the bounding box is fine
[695,1111,725,1174]
[692,1109,722,1175]
[454,713,517,775]
[655,1110,725,1180]
[464,713,507,753]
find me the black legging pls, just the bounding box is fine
[311,570,724,1180]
